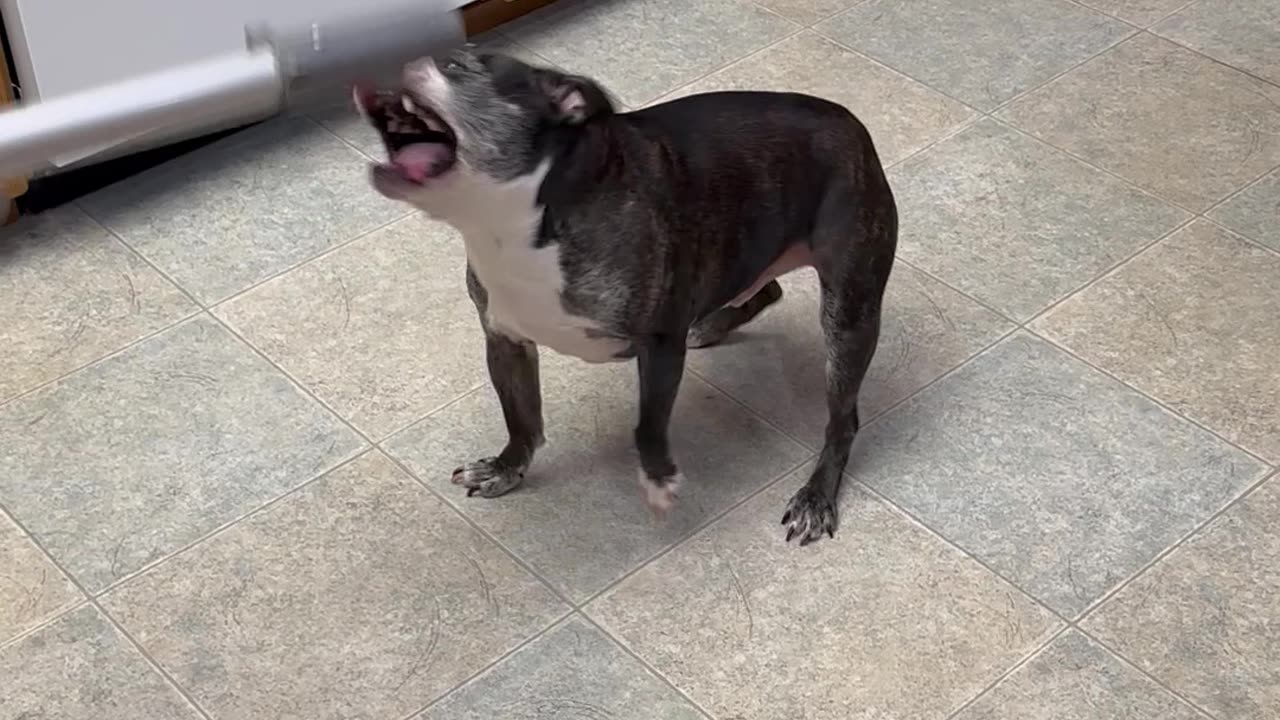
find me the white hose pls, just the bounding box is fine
[0,0,463,178]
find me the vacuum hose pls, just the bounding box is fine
[0,0,464,178]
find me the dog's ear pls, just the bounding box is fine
[536,70,615,125]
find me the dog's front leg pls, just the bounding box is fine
[452,331,544,497]
[453,269,545,498]
[634,335,687,515]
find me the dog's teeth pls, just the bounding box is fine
[401,96,416,113]
[424,117,445,133]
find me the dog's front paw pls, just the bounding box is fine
[781,485,837,546]
[637,469,683,517]
[451,457,524,498]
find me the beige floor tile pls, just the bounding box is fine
[79,117,409,304]
[504,0,798,107]
[688,263,1013,448]
[1075,0,1194,27]
[0,605,200,719]
[998,34,1280,211]
[955,631,1208,720]
[661,31,977,166]
[818,0,1130,110]
[854,333,1264,616]
[0,317,366,591]
[588,468,1062,719]
[1033,220,1280,463]
[1154,0,1280,84]
[216,214,484,440]
[384,354,810,601]
[1208,167,1280,252]
[0,207,195,403]
[0,512,82,646]
[754,0,862,25]
[890,119,1189,320]
[1084,476,1280,720]
[420,616,706,719]
[100,451,567,720]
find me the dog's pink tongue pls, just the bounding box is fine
[393,143,451,182]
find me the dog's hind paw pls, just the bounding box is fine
[452,457,524,498]
[781,485,837,546]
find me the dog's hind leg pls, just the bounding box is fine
[686,280,783,348]
[781,182,896,545]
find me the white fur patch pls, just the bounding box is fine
[638,468,683,516]
[400,160,628,364]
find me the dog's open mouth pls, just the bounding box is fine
[356,85,458,187]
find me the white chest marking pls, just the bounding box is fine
[422,161,628,364]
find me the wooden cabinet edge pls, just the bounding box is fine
[2,34,27,223]
[463,0,559,36]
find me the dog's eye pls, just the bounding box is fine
[445,60,464,71]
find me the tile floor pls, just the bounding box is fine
[2,0,1278,718]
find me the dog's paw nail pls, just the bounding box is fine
[781,486,838,546]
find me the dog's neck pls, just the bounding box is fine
[411,159,552,252]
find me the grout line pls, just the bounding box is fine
[72,201,206,308]
[1075,469,1276,623]
[0,498,216,719]
[0,597,91,652]
[641,25,810,107]
[853,478,1070,626]
[1057,0,1143,28]
[208,209,418,310]
[1078,626,1226,720]
[89,450,370,598]
[1017,210,1274,467]
[941,625,1071,720]
[574,453,815,608]
[401,610,577,720]
[743,0,875,30]
[860,323,1020,426]
[884,116,985,171]
[687,366,820,451]
[375,448,582,609]
[1201,160,1279,219]
[0,500,88,651]
[1200,215,1280,261]
[889,257,1019,323]
[1019,214,1198,328]
[574,610,719,719]
[808,26,978,111]
[1146,27,1280,95]
[374,381,489,444]
[985,25,1141,116]
[1032,330,1274,468]
[92,598,218,720]
[1092,0,1203,29]
[989,116,1203,216]
[0,306,204,412]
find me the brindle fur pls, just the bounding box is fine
[362,52,897,545]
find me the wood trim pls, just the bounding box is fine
[462,0,559,37]
[2,38,28,219]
